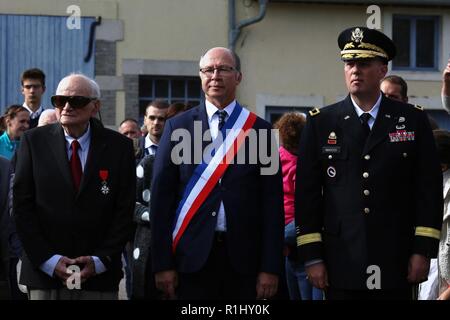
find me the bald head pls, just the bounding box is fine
[198,47,242,109]
[54,73,101,138]
[200,47,241,72]
[38,109,58,126]
[56,73,100,98]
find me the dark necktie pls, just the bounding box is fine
[70,140,82,191]
[360,113,372,139]
[149,144,158,155]
[217,110,227,130]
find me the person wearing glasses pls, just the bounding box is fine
[13,73,135,300]
[150,47,284,300]
[20,68,47,129]
[137,100,169,161]
[295,27,443,300]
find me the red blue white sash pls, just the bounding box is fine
[171,103,257,252]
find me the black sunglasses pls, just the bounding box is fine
[51,95,97,109]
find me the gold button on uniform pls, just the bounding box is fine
[403,153,408,158]
[363,172,369,178]
[364,155,370,160]
[328,155,333,159]
[364,208,370,214]
[211,211,216,217]
[364,190,370,196]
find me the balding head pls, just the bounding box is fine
[200,47,241,72]
[198,47,242,108]
[54,73,101,137]
[56,73,100,98]
[38,109,58,126]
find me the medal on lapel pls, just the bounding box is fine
[99,170,110,195]
[389,130,415,142]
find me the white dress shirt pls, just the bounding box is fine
[350,93,382,129]
[205,100,236,232]
[144,135,159,156]
[22,103,43,120]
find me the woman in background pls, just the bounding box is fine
[274,112,323,300]
[0,105,30,160]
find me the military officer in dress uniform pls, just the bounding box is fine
[295,26,443,300]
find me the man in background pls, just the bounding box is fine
[37,109,58,127]
[21,68,46,128]
[138,100,168,160]
[380,75,408,103]
[118,118,141,139]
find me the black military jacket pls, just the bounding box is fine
[295,94,443,290]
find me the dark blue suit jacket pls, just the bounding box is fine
[150,103,284,276]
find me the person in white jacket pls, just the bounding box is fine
[433,130,450,300]
[419,130,450,300]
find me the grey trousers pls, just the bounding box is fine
[28,288,118,300]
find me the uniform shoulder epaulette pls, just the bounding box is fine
[414,104,424,111]
[309,107,320,117]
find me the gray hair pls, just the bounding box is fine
[56,73,101,98]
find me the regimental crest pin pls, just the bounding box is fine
[99,169,110,195]
[328,132,337,145]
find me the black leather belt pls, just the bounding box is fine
[215,231,226,242]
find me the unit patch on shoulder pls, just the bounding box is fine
[309,107,320,117]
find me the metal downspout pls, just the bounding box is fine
[229,0,267,51]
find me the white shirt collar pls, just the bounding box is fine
[351,93,382,120]
[22,103,43,119]
[64,123,91,152]
[145,134,158,149]
[205,99,236,122]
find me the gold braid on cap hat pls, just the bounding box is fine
[341,41,388,59]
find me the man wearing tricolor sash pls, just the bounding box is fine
[150,47,284,300]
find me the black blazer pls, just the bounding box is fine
[14,119,136,291]
[150,103,284,276]
[295,95,443,290]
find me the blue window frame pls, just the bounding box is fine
[392,15,439,71]
[138,75,202,122]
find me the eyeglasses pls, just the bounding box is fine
[199,66,236,77]
[51,95,97,109]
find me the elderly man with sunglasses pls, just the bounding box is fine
[13,73,136,300]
